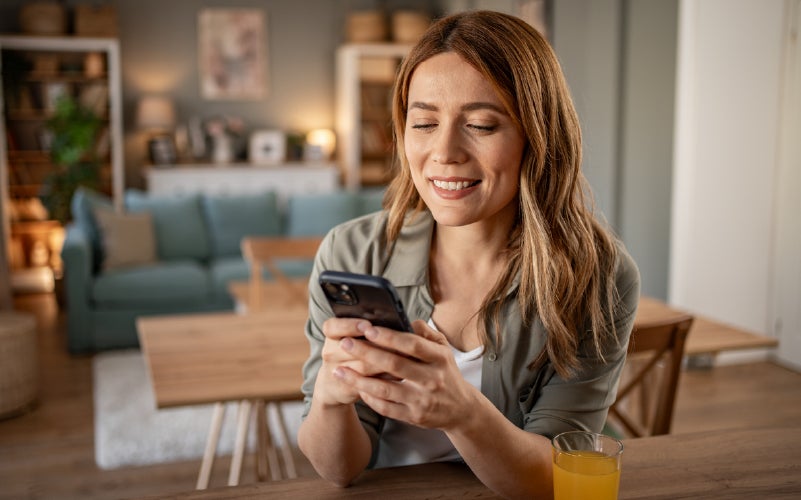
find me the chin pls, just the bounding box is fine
[428,208,476,227]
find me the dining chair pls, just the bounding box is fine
[236,235,324,312]
[607,313,694,438]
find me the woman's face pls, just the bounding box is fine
[404,52,525,229]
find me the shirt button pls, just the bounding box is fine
[487,353,497,361]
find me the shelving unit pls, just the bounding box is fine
[0,35,123,291]
[335,43,411,190]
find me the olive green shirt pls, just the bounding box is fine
[301,210,640,457]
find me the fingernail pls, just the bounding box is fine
[356,321,377,339]
[333,367,344,379]
[340,337,353,351]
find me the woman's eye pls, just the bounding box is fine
[411,123,436,130]
[468,124,497,132]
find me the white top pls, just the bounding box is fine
[373,320,484,468]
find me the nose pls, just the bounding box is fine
[431,124,468,165]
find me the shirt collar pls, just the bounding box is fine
[382,210,434,288]
[381,209,521,297]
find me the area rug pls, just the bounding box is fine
[92,349,303,470]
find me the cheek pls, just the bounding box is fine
[404,133,423,164]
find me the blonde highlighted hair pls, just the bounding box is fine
[384,10,619,378]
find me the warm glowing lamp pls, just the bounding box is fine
[136,95,176,132]
[137,95,177,164]
[305,128,336,161]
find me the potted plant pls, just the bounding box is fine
[39,95,102,224]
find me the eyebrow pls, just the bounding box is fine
[408,101,507,114]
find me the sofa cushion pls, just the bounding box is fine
[286,192,361,236]
[92,260,211,307]
[209,256,314,303]
[93,209,157,271]
[125,190,211,261]
[208,256,250,303]
[70,187,113,272]
[202,192,282,258]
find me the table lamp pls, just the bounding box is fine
[137,95,177,165]
[305,128,336,161]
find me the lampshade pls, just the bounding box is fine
[306,128,336,159]
[136,95,176,131]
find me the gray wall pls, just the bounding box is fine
[617,0,677,299]
[553,0,677,299]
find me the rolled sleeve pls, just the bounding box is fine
[300,221,384,453]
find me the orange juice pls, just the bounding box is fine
[553,450,620,500]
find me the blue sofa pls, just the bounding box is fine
[61,187,384,353]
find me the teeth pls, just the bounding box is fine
[433,179,474,190]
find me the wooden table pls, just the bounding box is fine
[635,296,778,357]
[143,426,801,499]
[137,296,779,491]
[137,309,310,489]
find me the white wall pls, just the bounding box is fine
[670,0,786,337]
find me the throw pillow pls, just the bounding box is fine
[93,209,157,271]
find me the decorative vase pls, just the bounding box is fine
[211,134,233,164]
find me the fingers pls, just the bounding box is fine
[322,317,372,340]
[411,319,449,345]
[333,366,434,428]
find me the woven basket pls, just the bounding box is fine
[0,312,38,419]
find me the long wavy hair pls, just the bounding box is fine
[383,10,619,379]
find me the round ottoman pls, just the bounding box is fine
[0,312,39,419]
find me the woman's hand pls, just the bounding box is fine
[314,317,398,407]
[332,319,482,431]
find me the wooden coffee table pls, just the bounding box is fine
[137,308,309,489]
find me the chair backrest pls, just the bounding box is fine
[607,313,694,438]
[240,236,323,312]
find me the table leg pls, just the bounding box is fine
[263,404,282,481]
[255,400,268,481]
[273,402,298,478]
[196,402,226,490]
[228,400,252,486]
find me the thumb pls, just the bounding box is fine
[412,319,449,346]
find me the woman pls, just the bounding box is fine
[298,10,639,499]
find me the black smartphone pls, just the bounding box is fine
[318,270,413,332]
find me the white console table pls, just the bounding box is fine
[144,163,340,204]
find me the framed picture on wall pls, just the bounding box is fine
[198,8,267,100]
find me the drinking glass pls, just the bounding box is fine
[552,431,623,500]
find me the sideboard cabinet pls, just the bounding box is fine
[145,163,340,205]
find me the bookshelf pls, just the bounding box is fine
[335,43,411,190]
[0,35,123,290]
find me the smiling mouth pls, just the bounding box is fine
[431,179,481,191]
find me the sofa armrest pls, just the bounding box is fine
[61,223,95,352]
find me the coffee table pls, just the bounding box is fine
[137,308,309,489]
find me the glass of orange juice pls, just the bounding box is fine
[552,431,623,500]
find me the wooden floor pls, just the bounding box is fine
[2,293,801,500]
